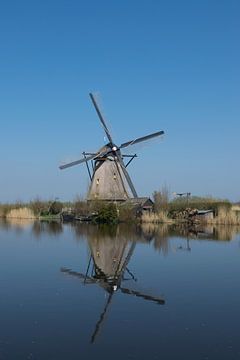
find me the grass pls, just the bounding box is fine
[206,206,240,225]
[141,211,173,224]
[168,197,231,215]
[6,207,36,219]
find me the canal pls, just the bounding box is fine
[0,220,239,359]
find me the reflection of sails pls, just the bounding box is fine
[61,230,165,343]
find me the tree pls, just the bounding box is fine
[153,184,170,212]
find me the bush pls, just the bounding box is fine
[118,205,137,223]
[48,201,63,215]
[72,196,89,216]
[94,203,118,224]
[29,198,47,216]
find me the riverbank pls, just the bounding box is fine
[1,200,240,225]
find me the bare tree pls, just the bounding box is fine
[153,184,170,212]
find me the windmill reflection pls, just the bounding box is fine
[61,231,165,343]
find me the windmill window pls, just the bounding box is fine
[96,178,100,185]
[113,173,117,180]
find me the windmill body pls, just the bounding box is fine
[59,93,164,201]
[88,157,130,200]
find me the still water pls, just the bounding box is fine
[0,220,240,360]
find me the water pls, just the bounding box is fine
[0,220,240,360]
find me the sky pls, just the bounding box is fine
[0,0,239,202]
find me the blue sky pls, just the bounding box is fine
[0,0,239,202]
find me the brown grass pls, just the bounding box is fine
[141,211,173,224]
[6,207,36,219]
[207,207,240,225]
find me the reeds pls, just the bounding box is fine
[141,211,173,224]
[207,207,240,225]
[6,207,36,219]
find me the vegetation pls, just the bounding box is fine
[0,198,64,220]
[6,207,35,219]
[168,196,231,215]
[141,211,173,224]
[93,203,118,224]
[0,193,239,225]
[206,206,240,225]
[153,184,170,212]
[0,202,27,218]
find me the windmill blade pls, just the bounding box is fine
[89,93,114,145]
[115,150,138,198]
[60,267,97,284]
[90,292,114,344]
[120,286,165,305]
[120,130,164,149]
[60,267,113,292]
[59,153,96,170]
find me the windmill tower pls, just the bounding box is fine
[59,93,164,201]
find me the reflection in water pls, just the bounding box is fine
[4,217,34,228]
[31,221,63,237]
[0,219,63,236]
[177,238,191,252]
[0,218,34,233]
[141,223,171,254]
[0,220,240,358]
[213,226,240,241]
[61,228,165,343]
[1,218,240,245]
[60,221,240,343]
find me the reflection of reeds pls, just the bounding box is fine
[141,223,171,254]
[207,207,240,225]
[31,221,63,237]
[5,217,34,228]
[213,226,240,241]
[141,211,173,224]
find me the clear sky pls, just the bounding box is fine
[0,0,239,202]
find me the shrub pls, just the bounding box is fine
[48,201,63,215]
[29,198,47,216]
[94,203,118,224]
[118,205,137,223]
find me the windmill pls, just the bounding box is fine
[61,234,165,343]
[59,93,164,201]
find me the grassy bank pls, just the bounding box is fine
[0,199,63,220]
[1,195,239,225]
[0,199,136,224]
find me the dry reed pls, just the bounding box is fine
[141,211,173,224]
[207,207,240,225]
[6,207,36,219]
